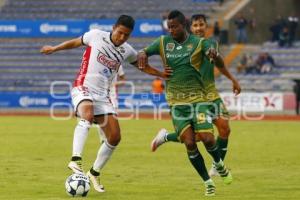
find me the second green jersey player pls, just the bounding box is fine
[138,10,232,196]
[153,14,241,177]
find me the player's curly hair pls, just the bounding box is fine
[168,10,186,25]
[116,15,135,30]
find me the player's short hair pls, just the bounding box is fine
[191,14,207,23]
[168,10,186,25]
[115,15,135,30]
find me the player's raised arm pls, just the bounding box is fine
[40,37,83,54]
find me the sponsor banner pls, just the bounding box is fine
[0,19,163,37]
[118,93,168,109]
[220,92,283,112]
[0,92,284,112]
[0,92,167,109]
[0,92,71,108]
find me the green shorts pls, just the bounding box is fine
[170,103,214,138]
[208,98,230,120]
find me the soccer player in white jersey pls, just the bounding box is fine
[40,15,170,193]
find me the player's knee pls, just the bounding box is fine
[201,133,215,148]
[78,111,94,123]
[219,125,231,138]
[78,119,92,129]
[183,139,197,150]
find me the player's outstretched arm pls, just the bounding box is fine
[137,50,148,69]
[40,37,83,55]
[132,61,172,79]
[215,56,241,95]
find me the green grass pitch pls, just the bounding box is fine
[0,116,299,200]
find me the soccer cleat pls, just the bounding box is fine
[151,128,168,152]
[87,171,105,193]
[214,160,233,185]
[68,160,84,174]
[209,164,220,177]
[204,179,216,196]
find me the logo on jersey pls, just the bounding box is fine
[187,44,193,51]
[166,43,175,51]
[176,46,182,50]
[97,52,120,70]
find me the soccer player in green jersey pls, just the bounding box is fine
[151,14,241,177]
[138,10,232,196]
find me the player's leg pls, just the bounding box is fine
[197,131,232,184]
[214,117,230,161]
[69,87,94,174]
[209,99,231,176]
[87,114,120,192]
[194,103,232,184]
[180,126,215,196]
[151,129,203,152]
[151,105,189,151]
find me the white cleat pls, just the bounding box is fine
[68,161,84,174]
[87,171,105,193]
[151,128,168,152]
[209,164,220,177]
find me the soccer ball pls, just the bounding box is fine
[65,173,90,197]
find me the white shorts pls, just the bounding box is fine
[71,86,116,116]
[110,94,118,109]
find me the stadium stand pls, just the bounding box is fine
[0,37,164,93]
[0,0,217,19]
[216,42,300,92]
[0,0,299,95]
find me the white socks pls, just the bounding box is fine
[72,119,91,157]
[92,141,116,172]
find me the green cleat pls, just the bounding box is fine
[204,179,216,196]
[214,160,233,185]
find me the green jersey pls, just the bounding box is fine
[199,38,221,102]
[145,34,213,106]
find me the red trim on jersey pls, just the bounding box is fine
[73,46,91,87]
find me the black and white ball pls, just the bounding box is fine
[65,174,90,197]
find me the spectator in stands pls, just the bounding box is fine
[213,21,220,42]
[256,52,275,73]
[293,80,300,115]
[234,13,248,43]
[269,17,283,42]
[287,14,299,47]
[237,53,258,74]
[152,77,164,94]
[236,53,248,73]
[278,27,290,47]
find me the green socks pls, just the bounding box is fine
[216,137,228,160]
[166,132,180,142]
[188,148,210,181]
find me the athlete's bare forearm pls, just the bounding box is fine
[40,37,82,54]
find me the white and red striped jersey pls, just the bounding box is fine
[73,29,137,100]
